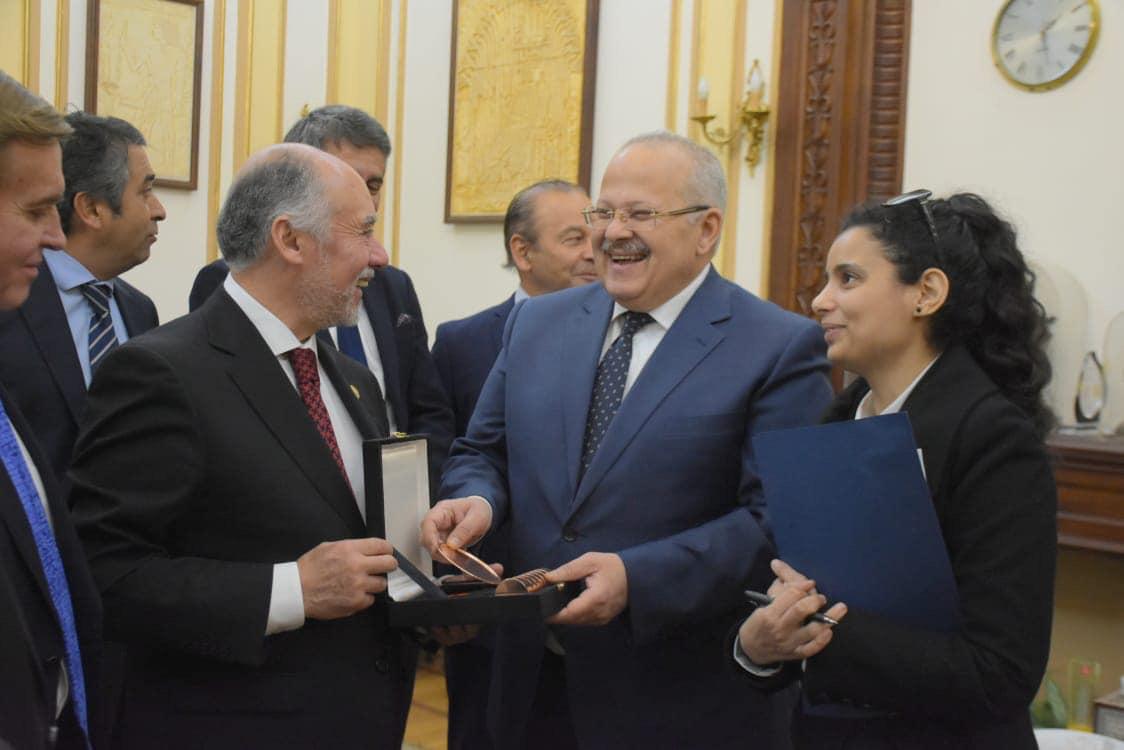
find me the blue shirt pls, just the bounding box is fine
[43,249,129,387]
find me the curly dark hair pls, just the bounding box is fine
[842,192,1054,437]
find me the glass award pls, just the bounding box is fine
[1100,311,1124,435]
[1075,351,1106,427]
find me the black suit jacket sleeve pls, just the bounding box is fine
[70,343,273,666]
[802,357,1056,723]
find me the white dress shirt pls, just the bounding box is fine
[223,275,368,635]
[598,264,711,395]
[732,355,940,675]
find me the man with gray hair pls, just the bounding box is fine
[189,105,453,489]
[423,131,833,748]
[70,143,417,749]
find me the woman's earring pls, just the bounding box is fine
[915,306,923,315]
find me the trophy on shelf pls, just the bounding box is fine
[1075,351,1106,428]
[1099,311,1124,435]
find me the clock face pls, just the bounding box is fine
[992,0,1100,91]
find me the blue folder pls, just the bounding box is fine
[753,412,960,631]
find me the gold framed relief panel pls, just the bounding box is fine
[445,0,599,223]
[85,0,204,189]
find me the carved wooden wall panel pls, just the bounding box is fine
[768,0,911,317]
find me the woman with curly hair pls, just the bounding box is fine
[735,191,1057,749]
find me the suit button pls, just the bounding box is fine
[562,528,577,542]
[375,659,390,673]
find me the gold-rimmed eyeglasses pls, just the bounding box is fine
[581,205,710,229]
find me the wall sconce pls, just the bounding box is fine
[690,59,770,176]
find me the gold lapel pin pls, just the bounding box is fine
[349,384,360,399]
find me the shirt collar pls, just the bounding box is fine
[222,274,316,358]
[610,263,711,331]
[855,355,940,419]
[514,285,531,304]
[43,248,108,292]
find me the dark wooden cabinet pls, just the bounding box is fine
[1048,433,1124,555]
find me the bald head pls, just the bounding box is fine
[217,143,363,270]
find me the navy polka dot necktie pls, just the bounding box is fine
[580,311,654,478]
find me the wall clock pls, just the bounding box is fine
[992,0,1100,92]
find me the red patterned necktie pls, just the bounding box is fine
[288,347,347,478]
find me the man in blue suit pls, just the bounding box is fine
[423,132,833,749]
[190,106,452,485]
[432,179,594,750]
[0,111,162,486]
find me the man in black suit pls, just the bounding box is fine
[0,111,163,485]
[70,143,418,749]
[189,105,452,485]
[430,179,594,750]
[0,70,102,750]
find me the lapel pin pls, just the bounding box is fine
[349,384,360,399]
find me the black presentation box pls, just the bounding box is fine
[364,436,578,627]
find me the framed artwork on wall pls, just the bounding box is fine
[85,0,204,190]
[445,0,599,223]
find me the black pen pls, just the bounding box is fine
[744,589,840,626]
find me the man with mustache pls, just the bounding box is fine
[70,144,417,749]
[423,132,833,749]
[432,178,595,750]
[0,111,163,488]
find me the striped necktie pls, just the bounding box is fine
[81,282,119,373]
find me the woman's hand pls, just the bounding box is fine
[738,560,848,665]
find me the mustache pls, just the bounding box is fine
[599,238,650,255]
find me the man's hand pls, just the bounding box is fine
[420,496,492,558]
[297,538,397,620]
[544,552,628,626]
[737,560,847,665]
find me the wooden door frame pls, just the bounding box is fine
[768,0,912,317]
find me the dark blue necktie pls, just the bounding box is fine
[580,311,654,478]
[336,325,368,366]
[0,398,89,745]
[81,282,119,374]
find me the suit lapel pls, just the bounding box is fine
[570,270,730,517]
[491,296,515,354]
[319,345,388,440]
[365,280,405,419]
[20,265,86,424]
[0,386,57,609]
[204,292,366,534]
[116,280,155,337]
[560,289,614,511]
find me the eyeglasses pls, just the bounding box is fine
[581,205,710,228]
[882,189,939,246]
